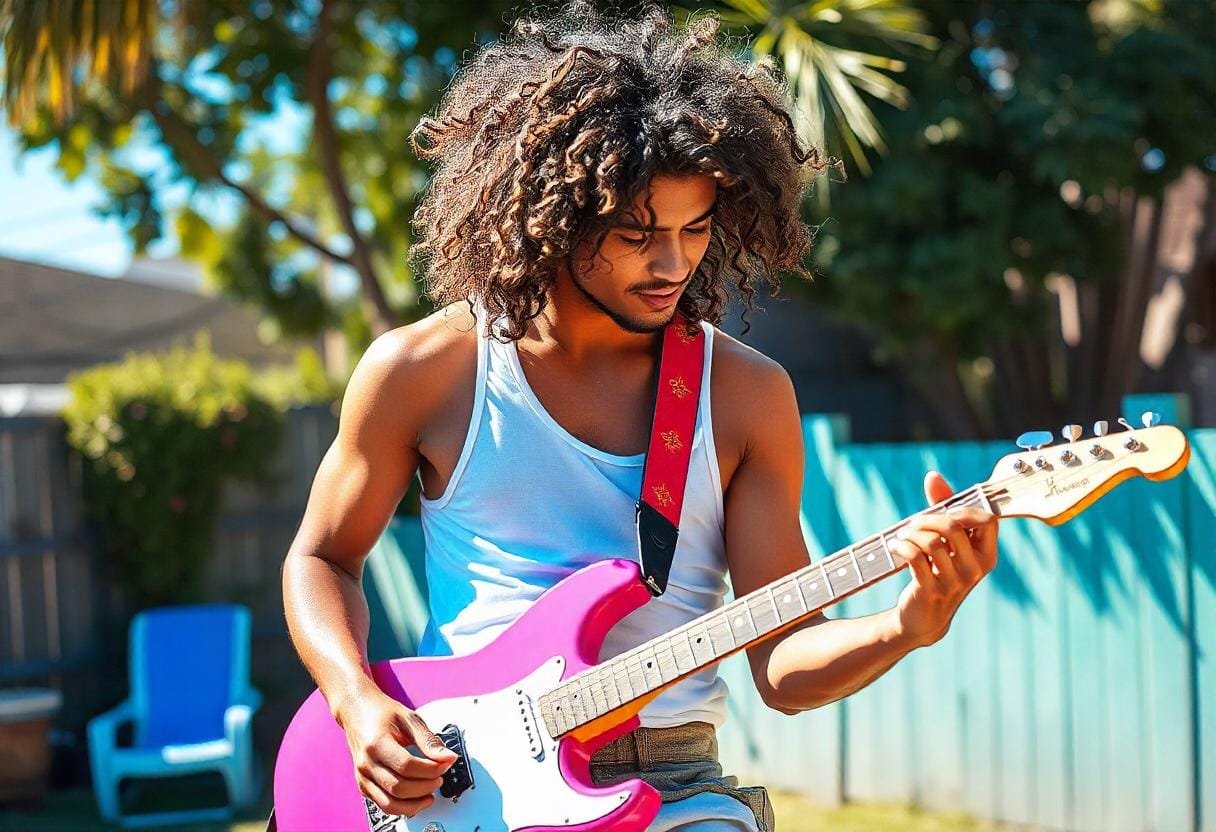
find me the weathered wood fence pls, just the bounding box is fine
[0,406,338,759]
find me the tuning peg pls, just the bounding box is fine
[1093,420,1109,437]
[1141,411,1161,428]
[1016,430,1053,451]
[1061,424,1082,442]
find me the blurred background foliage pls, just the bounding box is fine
[60,332,336,607]
[2,0,1213,437]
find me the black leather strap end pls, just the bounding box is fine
[636,499,680,597]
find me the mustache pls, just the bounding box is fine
[632,279,687,294]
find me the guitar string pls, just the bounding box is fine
[542,436,1151,734]
[539,487,991,735]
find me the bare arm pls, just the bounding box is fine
[282,324,460,817]
[283,330,421,715]
[722,357,998,714]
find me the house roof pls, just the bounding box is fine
[0,255,321,386]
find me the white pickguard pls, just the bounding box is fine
[387,656,631,832]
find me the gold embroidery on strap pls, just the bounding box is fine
[652,484,674,507]
[675,324,699,344]
[668,376,691,399]
[661,430,683,452]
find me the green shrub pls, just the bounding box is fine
[61,331,332,607]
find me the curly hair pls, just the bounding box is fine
[407,0,827,340]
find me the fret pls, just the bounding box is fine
[740,596,765,636]
[588,675,608,716]
[856,539,890,582]
[549,696,568,735]
[654,641,677,683]
[775,578,808,620]
[671,630,696,674]
[570,684,588,725]
[827,558,858,595]
[561,693,576,733]
[727,602,758,645]
[688,623,715,664]
[540,694,557,736]
[611,660,634,703]
[743,599,760,634]
[626,653,648,696]
[798,569,827,609]
[708,613,736,654]
[760,587,780,629]
[602,667,622,710]
[879,531,898,570]
[819,562,837,597]
[848,547,864,584]
[639,646,664,689]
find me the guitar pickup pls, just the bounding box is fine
[437,723,474,801]
[517,689,544,761]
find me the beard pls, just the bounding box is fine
[568,268,674,334]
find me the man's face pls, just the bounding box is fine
[562,173,718,334]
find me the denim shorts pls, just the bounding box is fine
[589,721,775,831]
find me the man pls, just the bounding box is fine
[282,3,998,830]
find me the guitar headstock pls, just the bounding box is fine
[985,413,1190,524]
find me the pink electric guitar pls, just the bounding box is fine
[273,417,1190,831]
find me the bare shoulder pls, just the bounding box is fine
[709,327,799,471]
[341,302,480,439]
[711,328,797,422]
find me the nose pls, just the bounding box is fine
[648,235,693,283]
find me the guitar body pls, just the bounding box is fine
[273,558,664,831]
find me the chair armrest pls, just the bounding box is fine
[88,699,137,749]
[224,688,262,742]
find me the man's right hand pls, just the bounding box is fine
[336,687,458,817]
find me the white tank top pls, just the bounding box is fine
[414,311,731,728]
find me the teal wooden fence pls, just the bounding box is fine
[363,394,1213,831]
[716,394,1214,832]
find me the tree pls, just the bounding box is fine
[0,0,517,354]
[2,0,932,361]
[792,0,1216,436]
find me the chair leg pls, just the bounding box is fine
[222,762,257,809]
[93,775,122,823]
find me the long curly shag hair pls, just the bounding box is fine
[408,1,827,340]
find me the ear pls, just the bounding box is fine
[924,470,954,506]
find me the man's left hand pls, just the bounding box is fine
[889,471,999,648]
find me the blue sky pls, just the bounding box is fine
[0,124,144,276]
[0,84,357,296]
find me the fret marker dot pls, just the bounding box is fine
[810,582,818,590]
[735,616,745,628]
[866,553,876,562]
[782,594,792,604]
[836,567,847,577]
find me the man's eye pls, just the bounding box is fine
[619,233,647,245]
[685,225,710,236]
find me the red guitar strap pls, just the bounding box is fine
[636,314,705,596]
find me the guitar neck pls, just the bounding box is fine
[539,483,998,737]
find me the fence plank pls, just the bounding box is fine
[1188,431,1216,832]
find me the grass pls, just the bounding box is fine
[771,790,1009,831]
[1,782,1007,831]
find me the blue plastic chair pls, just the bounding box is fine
[88,604,262,827]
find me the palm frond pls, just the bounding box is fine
[718,0,935,172]
[1,0,160,126]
